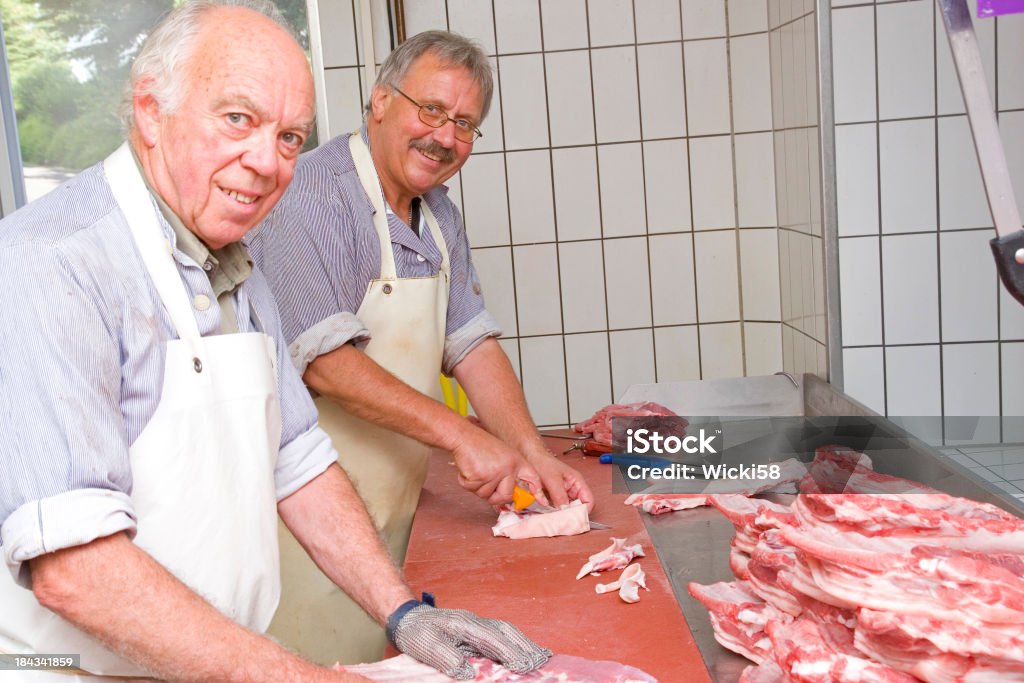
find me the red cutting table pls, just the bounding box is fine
[401,430,710,683]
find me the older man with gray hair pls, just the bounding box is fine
[0,4,550,681]
[251,30,594,665]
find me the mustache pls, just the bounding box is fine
[409,138,455,163]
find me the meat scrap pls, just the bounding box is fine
[493,500,591,540]
[576,537,645,579]
[573,402,681,446]
[595,564,648,603]
[687,580,790,664]
[338,653,659,682]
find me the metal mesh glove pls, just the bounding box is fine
[388,601,552,680]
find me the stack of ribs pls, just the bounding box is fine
[685,447,1024,682]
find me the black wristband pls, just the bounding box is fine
[385,592,436,645]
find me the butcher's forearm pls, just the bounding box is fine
[304,343,474,453]
[453,339,548,460]
[279,464,414,625]
[30,533,352,682]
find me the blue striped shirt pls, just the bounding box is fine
[248,127,500,377]
[0,163,337,583]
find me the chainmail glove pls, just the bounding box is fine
[387,599,552,680]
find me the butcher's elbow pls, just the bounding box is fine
[31,556,80,615]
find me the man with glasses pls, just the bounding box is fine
[250,30,593,665]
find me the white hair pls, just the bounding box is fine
[120,0,296,132]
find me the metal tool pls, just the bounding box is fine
[512,483,611,530]
[938,0,1024,304]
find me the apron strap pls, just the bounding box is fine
[348,133,397,280]
[103,143,203,343]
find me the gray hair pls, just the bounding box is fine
[372,30,494,121]
[120,0,297,132]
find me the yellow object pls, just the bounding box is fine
[512,484,537,511]
[440,374,469,416]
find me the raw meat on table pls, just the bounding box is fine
[573,402,681,446]
[595,563,648,603]
[687,579,790,664]
[576,537,645,579]
[338,653,659,682]
[493,500,591,539]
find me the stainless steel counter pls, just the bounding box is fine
[618,373,1024,682]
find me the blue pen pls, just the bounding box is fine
[599,453,675,470]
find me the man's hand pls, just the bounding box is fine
[524,451,595,512]
[389,602,551,680]
[449,426,543,505]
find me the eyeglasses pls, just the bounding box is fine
[393,87,483,144]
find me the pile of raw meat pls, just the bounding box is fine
[679,447,1024,682]
[573,402,681,446]
[337,653,658,682]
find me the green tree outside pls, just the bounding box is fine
[2,0,311,171]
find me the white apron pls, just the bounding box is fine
[0,143,282,680]
[269,133,450,666]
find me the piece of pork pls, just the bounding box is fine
[595,564,648,603]
[493,500,592,540]
[337,653,659,682]
[576,537,645,580]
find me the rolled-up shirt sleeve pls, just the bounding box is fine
[0,241,137,586]
[440,203,501,374]
[288,312,369,377]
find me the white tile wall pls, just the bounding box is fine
[494,0,542,54]
[879,119,936,234]
[604,237,653,329]
[940,230,998,343]
[544,51,595,148]
[690,136,736,230]
[739,228,781,321]
[552,147,601,241]
[323,68,365,138]
[649,233,698,326]
[838,236,883,347]
[564,333,613,423]
[729,0,768,36]
[938,118,992,231]
[842,347,886,415]
[540,0,589,51]
[610,329,656,398]
[943,343,1000,417]
[654,326,702,382]
[558,240,608,333]
[744,322,783,376]
[519,336,568,425]
[459,153,510,248]
[694,230,741,323]
[498,54,549,150]
[699,323,745,378]
[730,34,773,134]
[588,0,636,48]
[831,7,876,124]
[591,47,642,143]
[681,0,727,40]
[643,139,692,233]
[513,244,562,336]
[683,39,731,137]
[314,0,814,429]
[446,0,495,55]
[997,14,1024,110]
[886,345,942,417]
[472,247,517,336]
[319,0,359,68]
[507,150,556,244]
[598,144,647,238]
[735,133,777,227]
[882,233,940,345]
[638,43,687,139]
[634,0,682,43]
[834,1,1024,436]
[876,0,935,120]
